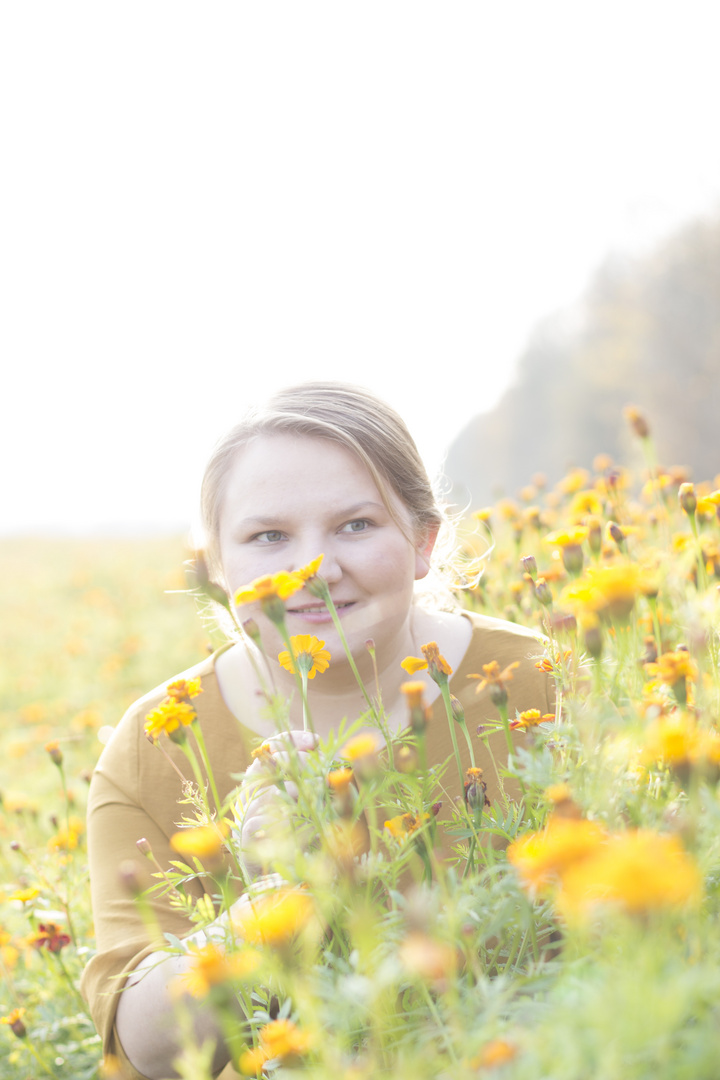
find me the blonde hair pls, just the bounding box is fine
[200,381,445,582]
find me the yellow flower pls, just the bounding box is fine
[6,886,40,904]
[277,634,331,679]
[260,1018,313,1059]
[544,526,589,548]
[468,660,520,709]
[165,678,203,701]
[342,732,383,762]
[173,943,261,998]
[644,650,698,687]
[233,887,315,946]
[562,563,653,620]
[327,766,354,792]
[569,489,604,520]
[144,698,197,741]
[400,681,427,709]
[238,1019,313,1074]
[234,555,323,607]
[401,642,453,679]
[170,823,228,861]
[383,805,440,843]
[559,830,702,916]
[1,1007,26,1038]
[509,709,554,730]
[507,818,607,893]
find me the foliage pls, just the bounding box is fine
[2,425,720,1078]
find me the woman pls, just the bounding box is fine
[81,382,553,1080]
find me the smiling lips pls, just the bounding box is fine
[286,601,355,624]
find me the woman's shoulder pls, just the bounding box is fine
[462,609,546,649]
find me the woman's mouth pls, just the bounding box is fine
[286,601,355,623]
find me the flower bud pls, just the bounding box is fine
[521,555,537,578]
[561,543,584,575]
[679,483,697,516]
[45,741,63,767]
[624,405,650,439]
[534,577,553,607]
[449,695,466,726]
[136,837,153,858]
[118,860,143,896]
[463,767,490,811]
[607,521,626,547]
[586,517,603,555]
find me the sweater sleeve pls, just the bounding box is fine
[80,660,251,1079]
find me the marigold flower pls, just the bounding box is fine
[558,830,702,916]
[399,932,458,983]
[400,681,426,710]
[233,887,315,946]
[1,1007,26,1038]
[277,634,331,679]
[509,709,555,730]
[678,482,697,516]
[145,697,198,742]
[464,767,490,810]
[644,650,698,687]
[623,404,650,439]
[44,740,63,766]
[6,886,40,904]
[468,660,520,708]
[342,732,382,762]
[401,642,453,683]
[562,563,654,620]
[170,823,228,861]
[544,526,589,548]
[327,766,354,792]
[28,922,71,952]
[260,1018,313,1059]
[165,678,203,701]
[471,1038,518,1068]
[507,818,607,893]
[384,803,440,843]
[173,943,261,998]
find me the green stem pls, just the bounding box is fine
[439,681,465,791]
[317,582,374,713]
[191,720,224,818]
[277,619,315,734]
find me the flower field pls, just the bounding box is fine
[3,415,720,1079]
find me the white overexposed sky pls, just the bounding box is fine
[2,1,720,535]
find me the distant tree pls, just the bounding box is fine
[445,210,720,508]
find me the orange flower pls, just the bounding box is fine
[173,943,261,998]
[510,709,555,730]
[401,642,453,681]
[277,634,331,679]
[165,678,203,701]
[170,823,228,861]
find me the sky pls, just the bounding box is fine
[3,1,720,536]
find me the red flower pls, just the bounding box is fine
[29,922,71,953]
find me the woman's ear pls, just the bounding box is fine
[414,525,440,581]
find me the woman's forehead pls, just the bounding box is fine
[219,433,410,525]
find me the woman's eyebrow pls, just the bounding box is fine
[236,502,386,529]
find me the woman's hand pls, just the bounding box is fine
[237,730,319,872]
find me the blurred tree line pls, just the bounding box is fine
[445,209,720,509]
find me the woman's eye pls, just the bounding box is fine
[254,530,285,543]
[342,519,371,533]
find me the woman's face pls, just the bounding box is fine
[217,434,435,670]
